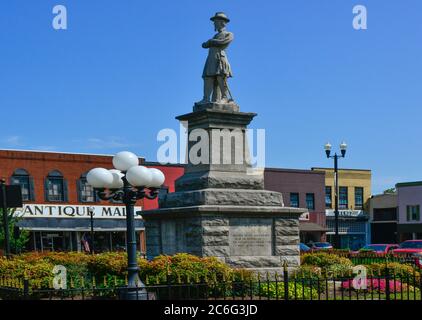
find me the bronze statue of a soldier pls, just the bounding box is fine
[196,12,234,105]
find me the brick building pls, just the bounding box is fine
[0,149,184,253]
[264,168,327,243]
[2,148,332,253]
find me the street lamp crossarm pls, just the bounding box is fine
[96,188,124,202]
[144,188,160,200]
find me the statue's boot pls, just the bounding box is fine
[195,98,210,105]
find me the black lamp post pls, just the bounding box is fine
[88,206,95,255]
[1,179,11,258]
[87,151,165,300]
[324,142,347,249]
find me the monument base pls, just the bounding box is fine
[193,101,240,113]
[141,205,305,274]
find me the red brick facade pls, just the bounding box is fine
[0,150,185,208]
[0,150,145,206]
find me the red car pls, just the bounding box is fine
[393,240,422,255]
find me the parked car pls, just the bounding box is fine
[413,253,422,268]
[300,243,311,252]
[308,242,333,250]
[353,244,399,255]
[393,240,422,255]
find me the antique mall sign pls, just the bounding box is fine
[14,204,143,219]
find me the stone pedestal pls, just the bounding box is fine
[141,103,306,273]
[143,206,303,274]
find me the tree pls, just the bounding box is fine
[0,208,30,254]
[383,188,396,194]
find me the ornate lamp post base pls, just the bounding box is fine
[119,284,148,300]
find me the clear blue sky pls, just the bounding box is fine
[0,1,421,194]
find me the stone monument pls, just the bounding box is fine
[142,12,306,274]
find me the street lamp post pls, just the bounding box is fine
[88,206,95,255]
[1,179,10,258]
[87,151,165,300]
[324,142,347,249]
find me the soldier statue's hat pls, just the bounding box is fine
[210,12,230,23]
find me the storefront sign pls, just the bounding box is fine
[14,204,143,219]
[326,209,366,218]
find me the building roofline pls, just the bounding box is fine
[144,161,186,168]
[370,193,397,199]
[0,149,145,159]
[265,167,324,175]
[311,167,371,172]
[396,181,422,188]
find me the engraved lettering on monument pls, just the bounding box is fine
[229,218,272,256]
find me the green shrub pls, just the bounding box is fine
[87,252,127,277]
[365,262,421,285]
[291,265,327,292]
[301,252,353,269]
[326,263,353,277]
[260,282,318,300]
[138,253,251,284]
[0,256,54,289]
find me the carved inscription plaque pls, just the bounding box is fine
[229,218,272,256]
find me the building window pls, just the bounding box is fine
[325,186,332,208]
[290,193,299,208]
[78,173,97,203]
[355,187,364,210]
[10,169,35,202]
[339,187,348,209]
[373,208,397,221]
[306,193,315,211]
[407,205,420,221]
[45,170,68,202]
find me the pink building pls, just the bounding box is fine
[397,181,422,241]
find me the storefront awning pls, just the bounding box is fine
[299,222,328,232]
[17,217,144,231]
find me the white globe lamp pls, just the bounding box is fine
[87,168,114,188]
[149,168,165,188]
[108,169,124,189]
[112,151,139,171]
[126,166,153,187]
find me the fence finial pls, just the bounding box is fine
[283,260,288,272]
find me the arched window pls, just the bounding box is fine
[10,169,35,201]
[45,170,68,202]
[77,172,97,203]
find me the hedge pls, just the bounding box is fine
[0,252,252,289]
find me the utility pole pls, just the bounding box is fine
[1,179,11,258]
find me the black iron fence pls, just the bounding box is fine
[1,268,421,301]
[1,252,421,300]
[329,251,422,267]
